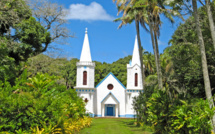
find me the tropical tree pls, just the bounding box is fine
[0,0,52,84]
[191,0,215,131]
[146,0,163,89]
[205,0,215,50]
[168,6,215,97]
[146,0,184,89]
[59,58,78,89]
[113,0,147,89]
[143,51,155,77]
[114,0,182,90]
[168,0,215,130]
[0,0,31,35]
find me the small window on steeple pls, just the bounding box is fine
[135,73,138,87]
[83,71,87,85]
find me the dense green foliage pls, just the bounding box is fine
[26,51,156,90]
[95,56,132,86]
[0,70,87,133]
[26,54,132,88]
[168,6,215,97]
[132,5,215,134]
[1,0,215,133]
[26,54,79,89]
[0,0,51,84]
[134,90,214,134]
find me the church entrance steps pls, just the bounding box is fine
[94,116,132,119]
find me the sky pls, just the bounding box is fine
[50,0,184,63]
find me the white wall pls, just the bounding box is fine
[78,91,94,113]
[93,90,97,115]
[127,64,143,90]
[76,65,95,88]
[96,74,126,116]
[125,91,140,115]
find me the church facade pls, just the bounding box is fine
[75,29,143,118]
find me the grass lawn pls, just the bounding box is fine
[79,118,152,134]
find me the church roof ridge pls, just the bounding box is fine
[96,72,126,89]
[80,28,92,62]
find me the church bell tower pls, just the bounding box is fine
[76,28,95,88]
[125,36,144,116]
[75,28,95,116]
[127,36,143,90]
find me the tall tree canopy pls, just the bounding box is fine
[0,0,51,84]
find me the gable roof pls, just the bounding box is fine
[101,92,120,104]
[96,72,126,89]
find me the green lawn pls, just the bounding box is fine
[79,118,152,134]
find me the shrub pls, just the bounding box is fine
[0,71,89,133]
[144,90,214,134]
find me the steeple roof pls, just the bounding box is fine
[131,36,141,66]
[80,28,92,62]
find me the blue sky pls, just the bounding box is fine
[51,0,184,63]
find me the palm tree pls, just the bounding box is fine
[143,51,155,76]
[148,0,184,89]
[148,12,163,89]
[113,0,148,90]
[192,0,215,131]
[114,0,183,90]
[114,0,162,89]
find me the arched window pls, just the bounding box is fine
[135,73,138,87]
[83,71,87,85]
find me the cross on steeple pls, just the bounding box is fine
[85,28,88,34]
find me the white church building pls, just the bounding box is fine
[75,29,143,118]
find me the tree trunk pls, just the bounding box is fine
[153,30,163,89]
[206,0,215,50]
[148,17,160,89]
[192,0,215,132]
[66,78,69,89]
[135,17,145,90]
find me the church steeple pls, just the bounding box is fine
[80,28,92,62]
[126,36,143,90]
[76,28,95,89]
[131,36,141,66]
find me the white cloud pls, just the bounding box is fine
[64,2,115,21]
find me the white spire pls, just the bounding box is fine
[131,36,141,66]
[80,28,92,62]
